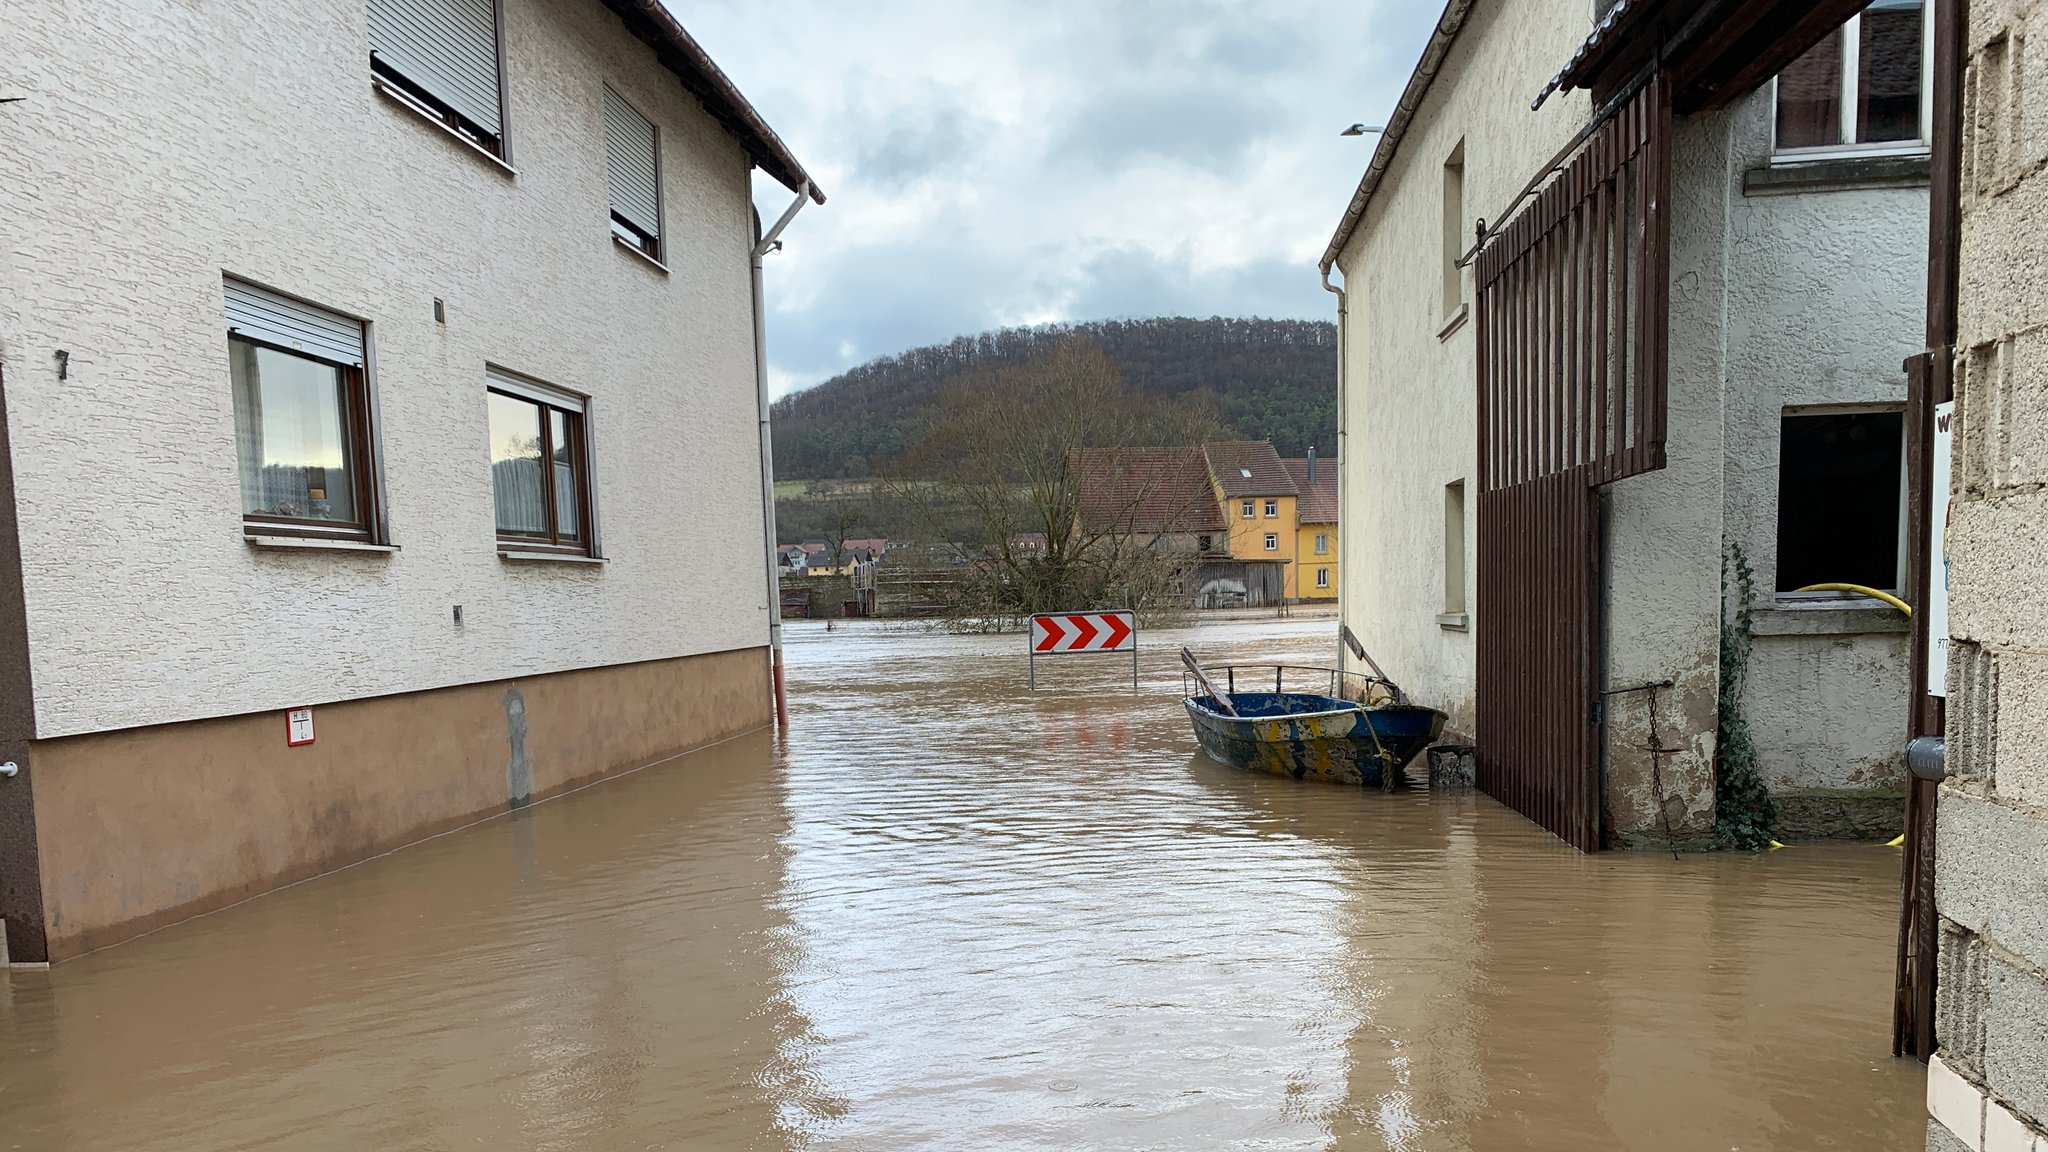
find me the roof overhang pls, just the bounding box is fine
[1323,0,1870,272]
[1319,0,1476,272]
[600,0,825,204]
[1539,0,1872,115]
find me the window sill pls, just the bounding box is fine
[1437,612,1469,632]
[1745,153,1929,197]
[373,77,517,178]
[612,234,670,273]
[499,549,605,565]
[1437,303,1470,342]
[246,534,397,554]
[1751,601,1909,636]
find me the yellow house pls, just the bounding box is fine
[1285,453,1339,601]
[1203,442,1304,597]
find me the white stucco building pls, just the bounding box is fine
[0,0,821,962]
[1328,0,1929,846]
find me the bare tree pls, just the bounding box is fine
[890,338,1221,621]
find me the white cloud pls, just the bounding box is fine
[671,1,1440,398]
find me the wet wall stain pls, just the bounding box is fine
[504,687,530,809]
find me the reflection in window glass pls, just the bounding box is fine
[230,338,356,523]
[1859,0,1925,143]
[1776,29,1843,149]
[488,391,547,536]
[550,408,579,541]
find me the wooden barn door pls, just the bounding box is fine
[1472,79,1671,851]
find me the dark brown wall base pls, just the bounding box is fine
[26,646,769,962]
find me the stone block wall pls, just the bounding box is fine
[1931,2,2048,1148]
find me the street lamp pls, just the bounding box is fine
[1341,123,1386,136]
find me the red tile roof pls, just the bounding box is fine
[1204,441,1299,498]
[1283,458,1339,524]
[1070,448,1226,533]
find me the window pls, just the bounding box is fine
[1316,567,1330,589]
[1315,532,1330,555]
[1263,532,1279,551]
[224,279,379,540]
[1198,534,1214,553]
[1241,500,1255,519]
[1774,0,1929,155]
[368,0,509,158]
[488,371,593,553]
[1264,499,1279,518]
[1444,480,1466,616]
[603,85,662,261]
[1443,140,1466,318]
[1777,410,1903,593]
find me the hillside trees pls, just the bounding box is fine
[890,338,1222,619]
[772,316,1334,478]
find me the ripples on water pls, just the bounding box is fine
[0,616,1924,1150]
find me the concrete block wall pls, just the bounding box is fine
[1932,2,2048,1149]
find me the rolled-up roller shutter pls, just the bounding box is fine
[224,279,364,367]
[368,0,503,136]
[603,86,661,239]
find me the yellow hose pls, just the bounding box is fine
[1792,583,1912,617]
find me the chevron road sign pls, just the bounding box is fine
[1029,610,1139,689]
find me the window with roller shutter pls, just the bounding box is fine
[367,0,508,159]
[603,85,663,261]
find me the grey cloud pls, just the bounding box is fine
[1055,245,1324,323]
[679,0,1445,395]
[1048,83,1289,174]
[851,103,978,190]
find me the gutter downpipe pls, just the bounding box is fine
[1321,265,1348,679]
[754,181,810,731]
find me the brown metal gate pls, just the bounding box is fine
[1472,79,1672,851]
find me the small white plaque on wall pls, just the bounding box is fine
[286,708,315,747]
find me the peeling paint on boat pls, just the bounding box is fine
[1182,692,1446,788]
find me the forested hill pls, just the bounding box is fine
[769,317,1337,479]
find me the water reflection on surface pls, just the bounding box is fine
[0,616,1923,1150]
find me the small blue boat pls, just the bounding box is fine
[1179,650,1447,788]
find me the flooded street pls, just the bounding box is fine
[0,616,1924,1150]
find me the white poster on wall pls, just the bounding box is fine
[1928,400,1954,697]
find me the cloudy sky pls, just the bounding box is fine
[674,2,1441,398]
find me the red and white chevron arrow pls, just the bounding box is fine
[1030,611,1136,653]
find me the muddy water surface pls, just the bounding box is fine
[0,616,1924,1150]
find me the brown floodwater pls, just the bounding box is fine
[0,615,1925,1150]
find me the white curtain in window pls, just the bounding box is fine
[231,340,266,514]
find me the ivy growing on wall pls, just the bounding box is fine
[1716,543,1779,850]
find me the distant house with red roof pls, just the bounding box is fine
[1068,440,1339,605]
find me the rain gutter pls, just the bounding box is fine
[1321,266,1349,674]
[603,0,827,204]
[1319,0,1478,273]
[753,182,811,729]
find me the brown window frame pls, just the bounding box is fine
[231,333,384,543]
[488,384,595,556]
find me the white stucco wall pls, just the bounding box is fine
[1713,88,1925,794]
[0,0,772,737]
[1335,9,1926,840]
[1598,107,1731,840]
[1334,0,1593,737]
